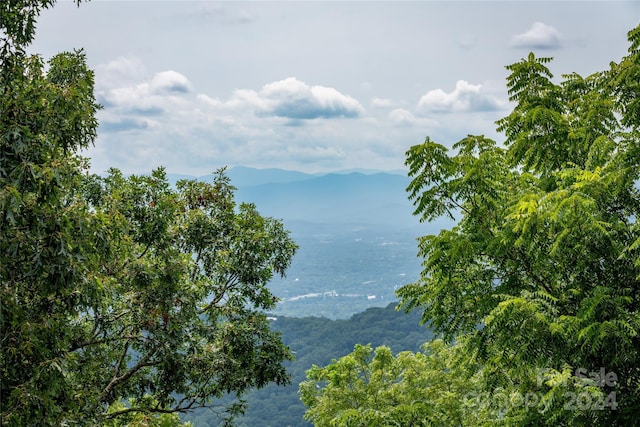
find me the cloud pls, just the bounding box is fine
[196,93,223,108]
[97,70,192,116]
[197,78,364,120]
[417,80,506,113]
[149,71,192,94]
[90,66,402,175]
[95,56,146,89]
[249,77,365,119]
[510,22,563,50]
[389,108,416,126]
[276,144,345,164]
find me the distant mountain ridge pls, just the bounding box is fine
[234,171,419,227]
[166,165,409,188]
[224,166,318,188]
[167,166,423,229]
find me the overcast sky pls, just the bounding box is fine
[31,1,639,175]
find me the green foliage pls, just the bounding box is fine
[1,2,298,425]
[76,168,296,419]
[105,398,193,427]
[1,0,62,56]
[301,21,640,427]
[300,339,489,427]
[395,23,640,425]
[1,159,298,426]
[1,42,103,427]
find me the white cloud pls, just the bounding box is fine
[223,77,365,119]
[89,69,380,175]
[97,70,192,114]
[510,22,563,50]
[417,80,506,114]
[34,1,635,176]
[275,144,345,164]
[99,117,153,133]
[389,108,416,126]
[194,78,365,120]
[149,71,192,94]
[89,66,497,176]
[196,93,223,108]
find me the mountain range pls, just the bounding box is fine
[170,166,424,228]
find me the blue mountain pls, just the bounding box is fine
[233,170,421,228]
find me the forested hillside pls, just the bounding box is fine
[181,303,431,426]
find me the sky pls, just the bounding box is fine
[31,1,640,176]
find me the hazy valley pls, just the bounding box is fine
[171,166,451,319]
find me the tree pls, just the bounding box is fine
[1,2,103,422]
[75,168,297,424]
[300,339,494,427]
[1,1,298,425]
[395,23,640,425]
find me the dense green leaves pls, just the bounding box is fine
[72,168,297,421]
[395,23,640,426]
[1,45,104,425]
[201,303,431,427]
[1,2,299,425]
[303,22,640,427]
[1,0,56,56]
[300,339,488,427]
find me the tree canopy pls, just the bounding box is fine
[399,23,640,425]
[1,1,297,425]
[300,339,488,427]
[303,23,640,426]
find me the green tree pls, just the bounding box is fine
[1,4,103,423]
[396,24,640,425]
[72,168,296,424]
[1,1,298,425]
[105,398,193,427]
[300,339,493,427]
[303,25,640,426]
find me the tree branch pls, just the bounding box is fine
[101,346,157,403]
[198,276,238,315]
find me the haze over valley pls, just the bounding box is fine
[169,166,450,319]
